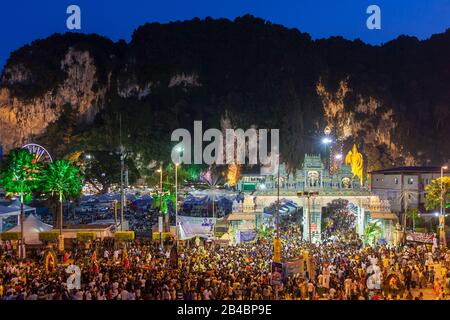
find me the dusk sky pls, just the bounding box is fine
[0,0,449,69]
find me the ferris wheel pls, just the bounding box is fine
[22,143,53,163]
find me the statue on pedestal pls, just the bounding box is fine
[394,222,404,246]
[345,144,363,185]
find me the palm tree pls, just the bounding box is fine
[257,225,274,239]
[364,221,382,245]
[0,149,42,248]
[406,208,419,231]
[397,189,417,231]
[41,160,83,239]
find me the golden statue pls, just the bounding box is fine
[345,144,363,184]
[226,162,240,187]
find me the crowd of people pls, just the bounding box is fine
[1,225,450,300]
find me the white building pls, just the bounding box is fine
[370,166,450,212]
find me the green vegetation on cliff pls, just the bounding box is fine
[1,15,449,185]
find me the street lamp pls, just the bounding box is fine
[156,167,163,193]
[321,137,333,172]
[321,137,332,145]
[156,166,163,249]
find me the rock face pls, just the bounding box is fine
[0,17,449,170]
[316,81,416,167]
[0,48,108,150]
[117,76,152,100]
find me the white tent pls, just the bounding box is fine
[6,214,52,245]
[0,200,37,232]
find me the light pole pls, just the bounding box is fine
[440,165,447,246]
[271,161,281,264]
[119,114,125,231]
[113,200,118,229]
[175,162,179,247]
[276,162,280,239]
[156,166,163,248]
[173,146,183,247]
[157,166,163,192]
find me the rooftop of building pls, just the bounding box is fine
[369,166,447,174]
[61,224,114,230]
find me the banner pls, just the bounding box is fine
[284,259,302,276]
[271,261,283,285]
[239,230,257,242]
[178,216,216,240]
[406,232,435,244]
[273,238,281,263]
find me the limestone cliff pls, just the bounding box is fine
[0,17,448,170]
[316,80,416,171]
[0,48,109,150]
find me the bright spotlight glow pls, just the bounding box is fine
[322,137,332,144]
[334,154,343,160]
[434,212,439,217]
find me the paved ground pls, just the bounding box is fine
[409,263,445,300]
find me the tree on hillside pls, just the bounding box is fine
[81,151,139,193]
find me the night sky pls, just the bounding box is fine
[0,0,449,68]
